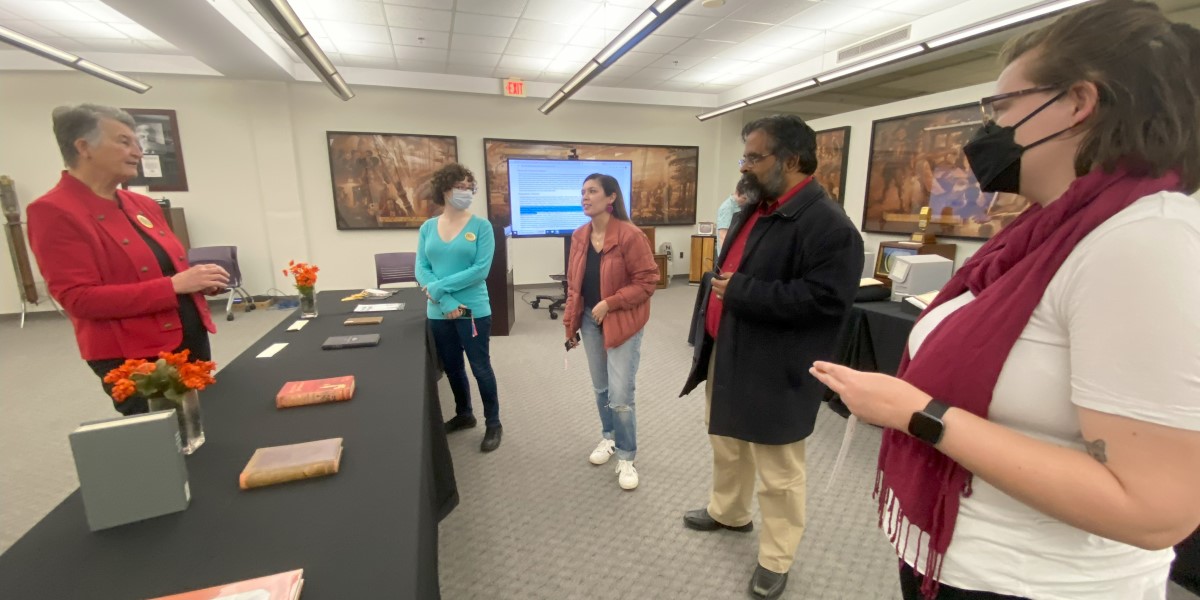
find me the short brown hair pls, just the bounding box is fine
[1002,0,1200,192]
[429,163,476,206]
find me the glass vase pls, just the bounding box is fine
[299,288,318,319]
[148,390,206,455]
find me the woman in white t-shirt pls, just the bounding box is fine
[811,1,1200,599]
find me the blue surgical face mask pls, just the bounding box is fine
[449,189,473,210]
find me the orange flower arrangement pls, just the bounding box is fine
[283,260,319,293]
[103,349,217,404]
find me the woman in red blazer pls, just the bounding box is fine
[27,104,229,415]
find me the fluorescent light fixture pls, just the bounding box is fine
[0,24,151,93]
[562,61,599,94]
[596,12,656,64]
[927,0,1093,48]
[816,45,923,83]
[539,0,693,116]
[539,91,568,115]
[696,101,748,121]
[747,79,818,105]
[247,0,354,101]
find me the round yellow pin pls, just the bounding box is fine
[465,232,476,242]
[136,214,154,228]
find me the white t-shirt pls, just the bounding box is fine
[893,191,1200,600]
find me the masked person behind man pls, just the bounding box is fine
[679,115,863,600]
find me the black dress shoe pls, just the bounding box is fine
[749,564,788,600]
[480,425,502,452]
[683,508,753,532]
[445,415,477,433]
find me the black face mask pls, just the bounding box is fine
[963,90,1072,194]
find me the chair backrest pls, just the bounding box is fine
[188,245,242,286]
[375,252,417,287]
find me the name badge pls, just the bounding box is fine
[136,214,154,228]
[465,232,476,242]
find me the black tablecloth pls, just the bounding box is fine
[0,289,457,599]
[825,300,918,418]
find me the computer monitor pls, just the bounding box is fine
[507,158,633,238]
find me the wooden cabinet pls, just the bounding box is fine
[163,207,191,251]
[486,225,516,336]
[689,235,716,283]
[638,226,656,253]
[653,254,669,289]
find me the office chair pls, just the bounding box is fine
[374,252,417,287]
[531,274,567,320]
[187,245,253,321]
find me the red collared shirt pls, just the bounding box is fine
[705,176,813,339]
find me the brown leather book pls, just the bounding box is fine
[344,316,382,325]
[275,376,355,408]
[239,438,343,490]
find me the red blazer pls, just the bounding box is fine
[563,218,658,349]
[27,172,215,361]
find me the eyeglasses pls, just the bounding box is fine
[452,183,477,193]
[738,152,773,168]
[977,84,1062,125]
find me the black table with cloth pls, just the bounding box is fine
[824,299,918,418]
[0,289,458,599]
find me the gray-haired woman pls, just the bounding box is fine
[26,103,229,415]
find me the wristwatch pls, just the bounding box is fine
[908,399,950,445]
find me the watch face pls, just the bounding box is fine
[908,412,944,444]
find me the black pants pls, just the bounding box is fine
[900,563,1029,600]
[87,330,212,416]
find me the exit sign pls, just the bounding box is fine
[503,78,526,97]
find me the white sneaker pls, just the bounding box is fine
[615,460,639,490]
[589,438,616,465]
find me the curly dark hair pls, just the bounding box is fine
[429,163,476,206]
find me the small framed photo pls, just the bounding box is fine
[123,108,189,192]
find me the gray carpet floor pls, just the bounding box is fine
[1,284,1195,600]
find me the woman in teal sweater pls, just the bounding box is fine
[416,163,501,452]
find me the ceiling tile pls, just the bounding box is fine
[0,7,16,19]
[504,38,561,59]
[709,71,757,86]
[597,64,638,78]
[448,50,501,66]
[658,79,702,92]
[495,67,543,80]
[679,0,742,18]
[785,3,868,30]
[455,0,527,18]
[698,19,772,43]
[108,22,163,41]
[311,1,387,26]
[393,58,447,72]
[498,54,550,71]
[512,19,579,44]
[446,63,497,77]
[650,54,705,69]
[67,1,133,24]
[633,34,688,54]
[670,38,735,58]
[792,31,865,52]
[628,67,684,81]
[597,0,652,8]
[4,1,92,21]
[42,21,125,39]
[593,4,643,30]
[570,27,605,47]
[521,0,599,27]
[545,57,585,73]
[652,14,719,38]
[393,45,447,61]
[831,10,917,36]
[335,40,395,58]
[557,45,602,62]
[824,0,899,8]
[383,5,451,30]
[696,82,735,92]
[750,25,822,48]
[717,42,778,62]
[453,13,517,37]
[69,37,146,51]
[756,46,823,65]
[450,33,509,53]
[729,0,820,25]
[322,21,391,44]
[609,51,661,69]
[0,20,65,40]
[883,0,966,16]
[140,39,181,53]
[380,0,452,8]
[313,37,337,52]
[339,54,398,69]
[389,28,450,48]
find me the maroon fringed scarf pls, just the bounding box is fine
[878,167,1182,598]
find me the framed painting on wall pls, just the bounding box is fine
[326,131,459,230]
[123,109,189,192]
[861,103,1029,239]
[814,126,850,205]
[483,138,699,227]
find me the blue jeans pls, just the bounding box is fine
[430,315,500,427]
[580,312,642,461]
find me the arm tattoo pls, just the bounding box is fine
[1084,438,1108,464]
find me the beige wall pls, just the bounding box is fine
[0,71,743,315]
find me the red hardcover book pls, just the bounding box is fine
[151,569,303,599]
[275,376,355,408]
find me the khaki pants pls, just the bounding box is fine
[705,347,807,574]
